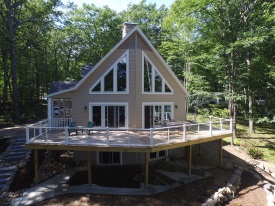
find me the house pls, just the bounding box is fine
[26,23,233,188]
[46,22,189,162]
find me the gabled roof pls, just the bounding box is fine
[45,26,189,98]
[81,65,94,77]
[48,81,78,94]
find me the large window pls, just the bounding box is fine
[142,52,172,94]
[90,103,128,128]
[143,103,173,128]
[90,51,128,94]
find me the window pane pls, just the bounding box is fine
[154,105,162,126]
[164,105,171,120]
[93,106,101,126]
[112,152,120,163]
[150,152,157,159]
[104,69,113,91]
[118,106,125,127]
[165,83,171,93]
[159,150,166,157]
[155,70,162,92]
[117,57,127,91]
[144,58,152,92]
[92,82,101,92]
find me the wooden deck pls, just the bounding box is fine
[25,124,232,152]
[25,118,233,187]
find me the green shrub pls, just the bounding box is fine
[248,148,264,159]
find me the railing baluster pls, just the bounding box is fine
[106,127,110,145]
[209,116,213,136]
[220,118,223,131]
[65,127,68,144]
[183,124,186,141]
[150,128,154,146]
[26,126,30,143]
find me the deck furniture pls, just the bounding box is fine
[68,122,77,135]
[86,121,94,135]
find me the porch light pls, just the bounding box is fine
[175,105,178,109]
[84,105,87,111]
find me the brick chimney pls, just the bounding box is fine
[122,22,138,38]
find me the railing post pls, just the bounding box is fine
[106,127,110,145]
[65,126,68,144]
[45,129,48,142]
[26,126,30,143]
[209,116,212,136]
[183,124,186,141]
[198,124,200,137]
[220,118,223,131]
[39,121,42,136]
[150,128,154,146]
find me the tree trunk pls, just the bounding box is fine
[2,46,9,111]
[6,1,20,121]
[247,50,254,133]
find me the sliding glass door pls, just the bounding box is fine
[90,103,128,128]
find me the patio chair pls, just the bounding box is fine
[86,121,94,135]
[68,121,77,135]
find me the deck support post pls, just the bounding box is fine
[219,139,223,168]
[88,151,92,185]
[145,152,149,189]
[186,145,192,175]
[34,149,39,184]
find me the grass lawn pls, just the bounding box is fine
[187,113,275,164]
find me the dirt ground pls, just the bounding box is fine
[1,125,275,205]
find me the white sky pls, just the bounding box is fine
[62,0,174,12]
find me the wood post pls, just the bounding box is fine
[186,145,192,175]
[88,151,92,184]
[34,149,39,184]
[145,152,149,189]
[219,139,223,168]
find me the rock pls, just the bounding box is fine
[213,192,219,203]
[18,161,26,168]
[204,198,216,206]
[264,183,273,191]
[218,193,229,202]
[271,173,275,178]
[257,163,265,170]
[265,167,271,174]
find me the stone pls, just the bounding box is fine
[265,167,271,174]
[257,163,265,170]
[271,173,275,178]
[213,192,219,203]
[204,198,216,206]
[219,194,229,202]
[264,183,273,191]
[18,161,26,168]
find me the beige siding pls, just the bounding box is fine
[50,31,186,128]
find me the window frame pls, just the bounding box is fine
[142,51,173,94]
[89,50,129,94]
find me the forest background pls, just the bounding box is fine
[1,0,275,138]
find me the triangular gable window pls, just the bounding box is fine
[90,50,129,94]
[142,51,173,94]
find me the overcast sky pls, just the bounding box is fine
[62,0,174,12]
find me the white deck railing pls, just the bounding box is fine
[26,117,233,147]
